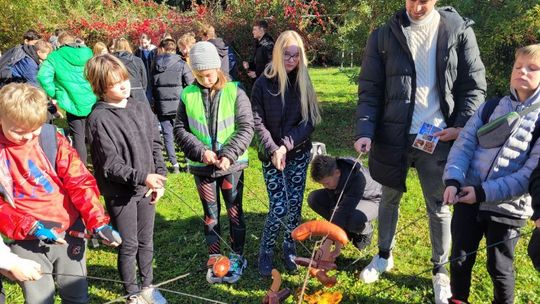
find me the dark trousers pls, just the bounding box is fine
[158,116,178,166]
[66,112,88,165]
[105,195,156,295]
[450,204,520,304]
[10,220,88,304]
[194,171,246,255]
[308,189,378,235]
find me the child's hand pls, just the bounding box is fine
[216,157,231,170]
[443,186,459,205]
[31,222,66,245]
[202,150,218,165]
[535,218,540,228]
[146,187,165,204]
[3,259,42,281]
[458,186,477,204]
[94,225,122,247]
[145,174,166,189]
[271,146,287,171]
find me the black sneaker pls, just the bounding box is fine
[353,231,373,251]
[282,242,297,271]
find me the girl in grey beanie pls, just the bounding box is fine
[174,40,254,285]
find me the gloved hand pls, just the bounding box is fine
[94,225,122,247]
[31,221,66,244]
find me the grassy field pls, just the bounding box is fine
[4,67,540,303]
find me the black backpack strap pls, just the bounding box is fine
[481,97,502,124]
[39,124,58,171]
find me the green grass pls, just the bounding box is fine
[4,67,540,303]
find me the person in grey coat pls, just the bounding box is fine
[353,1,486,303]
[112,38,148,104]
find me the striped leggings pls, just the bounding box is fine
[194,170,245,255]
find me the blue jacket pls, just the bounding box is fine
[11,57,39,86]
[444,87,540,220]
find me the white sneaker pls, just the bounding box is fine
[359,254,394,283]
[140,286,167,304]
[432,273,452,304]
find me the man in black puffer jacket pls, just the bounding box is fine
[153,38,194,173]
[354,2,486,303]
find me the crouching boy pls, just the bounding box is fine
[308,155,381,250]
[0,83,121,303]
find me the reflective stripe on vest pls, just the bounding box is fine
[181,82,248,167]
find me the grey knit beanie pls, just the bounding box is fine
[189,41,221,71]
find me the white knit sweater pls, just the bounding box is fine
[404,10,447,134]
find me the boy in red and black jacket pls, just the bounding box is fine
[0,83,121,303]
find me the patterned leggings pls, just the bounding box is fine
[194,171,245,255]
[260,150,311,253]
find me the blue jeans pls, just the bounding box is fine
[158,115,178,166]
[260,150,311,253]
[377,135,452,269]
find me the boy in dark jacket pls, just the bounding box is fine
[242,20,274,79]
[153,38,194,174]
[86,54,168,303]
[308,155,381,250]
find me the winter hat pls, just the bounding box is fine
[189,41,221,71]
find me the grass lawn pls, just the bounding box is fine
[4,67,539,303]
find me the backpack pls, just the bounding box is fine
[0,45,26,87]
[481,97,540,150]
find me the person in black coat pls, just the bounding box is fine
[134,33,158,105]
[153,38,194,173]
[353,3,486,301]
[251,30,321,277]
[308,155,381,250]
[242,20,274,80]
[112,38,148,104]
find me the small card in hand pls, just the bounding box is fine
[412,122,442,154]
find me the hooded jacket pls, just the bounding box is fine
[86,98,167,200]
[37,44,96,117]
[10,45,41,86]
[208,38,230,78]
[114,51,148,103]
[356,7,486,191]
[444,87,540,224]
[152,53,194,117]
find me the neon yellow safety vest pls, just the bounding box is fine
[181,82,248,167]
